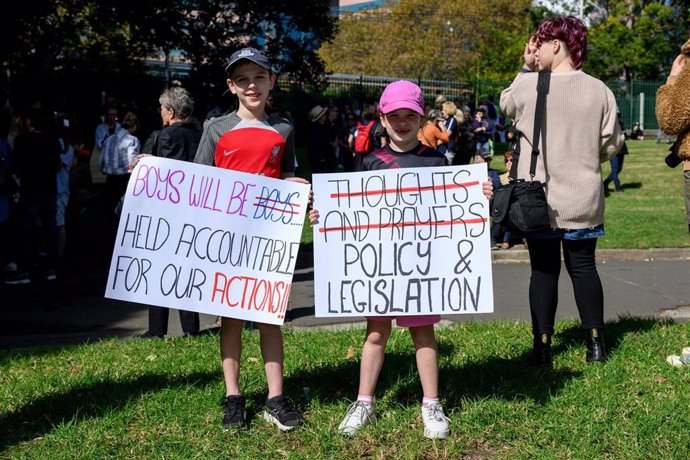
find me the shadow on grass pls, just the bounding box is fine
[0,371,219,452]
[282,316,666,414]
[552,315,663,356]
[0,316,667,451]
[605,181,642,196]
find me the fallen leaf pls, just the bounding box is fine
[346,346,355,359]
[248,357,259,363]
[654,376,668,384]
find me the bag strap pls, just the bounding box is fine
[530,70,550,179]
[419,126,433,148]
[509,70,550,182]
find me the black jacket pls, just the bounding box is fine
[157,119,202,162]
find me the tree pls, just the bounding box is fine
[0,0,336,120]
[588,1,689,80]
[318,0,532,82]
[536,0,690,81]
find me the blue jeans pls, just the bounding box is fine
[604,154,625,190]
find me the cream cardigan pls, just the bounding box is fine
[500,70,624,230]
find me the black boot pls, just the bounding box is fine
[585,328,607,363]
[532,333,552,367]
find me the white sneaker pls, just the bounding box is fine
[338,401,375,435]
[422,403,450,439]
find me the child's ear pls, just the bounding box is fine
[226,78,238,95]
[269,73,277,90]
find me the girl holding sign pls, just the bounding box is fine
[310,80,493,439]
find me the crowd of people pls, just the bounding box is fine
[304,94,507,175]
[1,13,686,442]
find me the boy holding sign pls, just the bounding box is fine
[310,81,493,439]
[193,47,309,432]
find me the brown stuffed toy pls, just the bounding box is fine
[656,39,690,159]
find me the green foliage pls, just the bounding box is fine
[319,0,532,81]
[1,0,336,119]
[587,2,679,80]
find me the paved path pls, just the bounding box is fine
[2,246,689,349]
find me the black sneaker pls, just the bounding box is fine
[221,395,248,430]
[263,395,304,431]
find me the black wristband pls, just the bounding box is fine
[520,66,533,73]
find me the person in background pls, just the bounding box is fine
[418,109,449,150]
[656,36,690,234]
[91,105,121,185]
[629,122,645,140]
[453,105,476,165]
[0,107,15,276]
[5,108,62,284]
[131,87,202,339]
[500,15,624,367]
[603,112,628,193]
[472,107,492,157]
[494,151,527,250]
[338,112,357,172]
[307,105,336,174]
[440,101,459,164]
[101,111,140,228]
[349,104,381,171]
[56,116,74,265]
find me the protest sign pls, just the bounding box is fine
[312,164,494,318]
[105,156,310,326]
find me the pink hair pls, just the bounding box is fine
[534,16,587,70]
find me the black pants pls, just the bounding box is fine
[148,307,200,336]
[15,194,58,271]
[527,238,604,335]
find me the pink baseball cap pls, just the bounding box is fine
[378,80,425,116]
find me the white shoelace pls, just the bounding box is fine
[424,404,449,423]
[344,401,373,425]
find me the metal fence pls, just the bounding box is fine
[277,73,665,131]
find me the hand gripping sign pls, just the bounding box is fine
[312,164,494,319]
[105,156,310,326]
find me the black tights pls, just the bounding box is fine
[527,238,604,335]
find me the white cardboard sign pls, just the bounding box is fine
[105,156,310,325]
[312,165,494,318]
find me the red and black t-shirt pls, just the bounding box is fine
[362,143,447,171]
[193,111,295,178]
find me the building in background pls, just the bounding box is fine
[331,0,387,15]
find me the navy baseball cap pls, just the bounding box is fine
[225,47,271,75]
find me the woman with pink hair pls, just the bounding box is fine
[500,16,625,367]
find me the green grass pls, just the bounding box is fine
[298,140,690,249]
[2,319,690,459]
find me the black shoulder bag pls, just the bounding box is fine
[491,71,551,233]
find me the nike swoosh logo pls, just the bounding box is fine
[223,148,240,156]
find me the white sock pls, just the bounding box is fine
[423,397,439,407]
[357,395,374,407]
